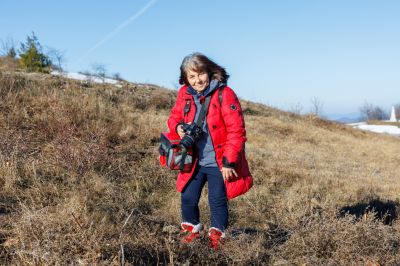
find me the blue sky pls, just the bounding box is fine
[1,0,400,117]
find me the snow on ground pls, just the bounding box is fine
[51,71,121,86]
[348,122,400,136]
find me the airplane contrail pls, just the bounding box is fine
[78,0,157,62]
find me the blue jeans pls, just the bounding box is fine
[181,166,228,231]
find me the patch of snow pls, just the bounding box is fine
[348,122,367,126]
[51,71,119,85]
[349,123,400,136]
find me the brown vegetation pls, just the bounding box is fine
[0,57,18,71]
[0,66,400,265]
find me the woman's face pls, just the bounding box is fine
[186,69,209,93]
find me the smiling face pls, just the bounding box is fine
[186,69,210,93]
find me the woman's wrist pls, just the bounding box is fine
[175,123,183,134]
[222,157,236,169]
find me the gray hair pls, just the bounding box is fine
[179,53,229,85]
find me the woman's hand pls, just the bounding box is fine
[221,167,238,181]
[177,122,192,139]
[176,124,186,138]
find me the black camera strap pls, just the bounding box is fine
[194,95,212,128]
[179,95,211,171]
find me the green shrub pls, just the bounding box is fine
[18,32,51,73]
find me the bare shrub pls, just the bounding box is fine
[394,103,400,120]
[91,63,107,81]
[112,72,124,81]
[0,36,17,58]
[310,96,324,116]
[47,47,65,71]
[289,102,303,115]
[360,101,389,121]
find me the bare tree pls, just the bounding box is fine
[359,101,389,121]
[359,102,373,121]
[47,47,66,72]
[91,63,107,81]
[112,72,124,81]
[371,106,388,120]
[0,36,17,58]
[310,97,324,116]
[289,102,303,115]
[394,103,400,119]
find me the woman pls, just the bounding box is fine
[167,53,252,249]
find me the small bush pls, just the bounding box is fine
[18,33,51,73]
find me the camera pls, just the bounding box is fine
[180,123,203,149]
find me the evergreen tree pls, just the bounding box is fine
[19,32,51,72]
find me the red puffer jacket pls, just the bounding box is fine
[167,85,253,200]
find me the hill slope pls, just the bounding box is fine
[0,70,400,265]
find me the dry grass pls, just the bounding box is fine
[0,57,18,71]
[0,66,400,265]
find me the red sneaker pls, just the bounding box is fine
[180,222,203,244]
[208,227,225,250]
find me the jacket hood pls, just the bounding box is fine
[187,79,225,97]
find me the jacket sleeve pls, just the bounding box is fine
[221,87,247,167]
[167,87,185,135]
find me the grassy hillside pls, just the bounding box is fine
[0,68,400,265]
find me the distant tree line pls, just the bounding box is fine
[359,102,400,121]
[396,105,400,118]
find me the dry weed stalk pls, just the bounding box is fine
[119,208,134,266]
